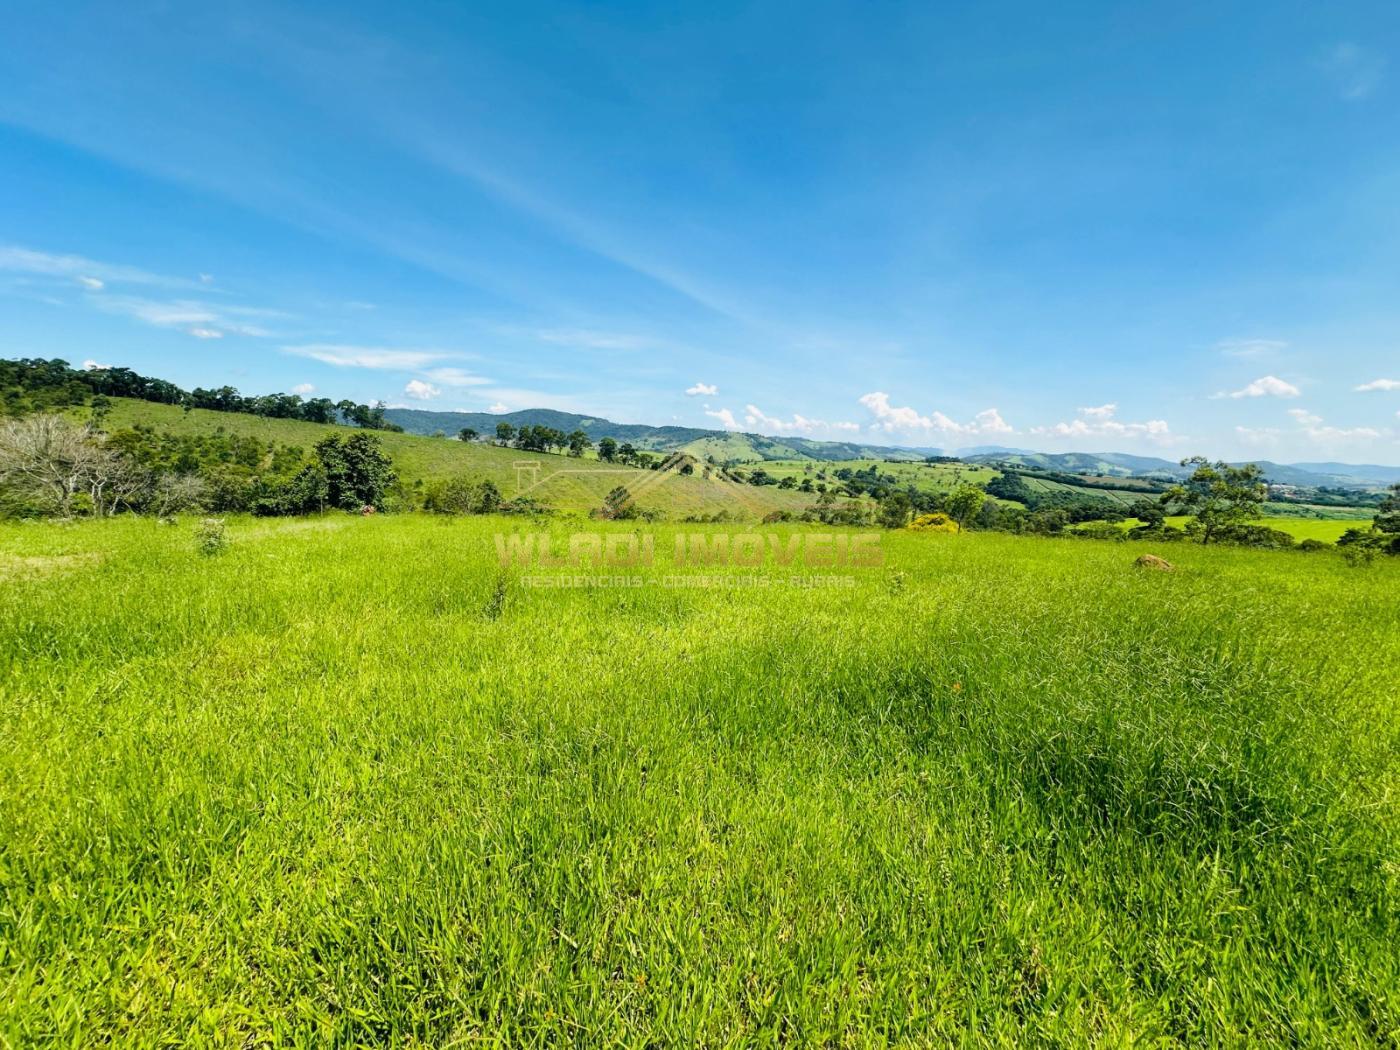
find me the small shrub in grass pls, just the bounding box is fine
[907,512,958,533]
[1342,543,1376,568]
[194,517,228,556]
[1297,539,1329,553]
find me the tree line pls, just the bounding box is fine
[0,414,397,517]
[1,357,403,431]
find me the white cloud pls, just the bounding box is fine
[284,344,450,370]
[1355,378,1400,392]
[404,379,441,400]
[423,367,490,387]
[488,402,509,414]
[1214,375,1301,399]
[1217,338,1286,358]
[1304,424,1383,441]
[291,383,315,395]
[77,276,104,290]
[686,382,718,397]
[857,392,1014,438]
[1030,404,1174,445]
[1288,409,1383,444]
[742,404,860,436]
[705,407,741,430]
[82,359,108,371]
[93,294,277,338]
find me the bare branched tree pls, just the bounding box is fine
[0,414,148,516]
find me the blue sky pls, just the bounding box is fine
[2,1,1398,462]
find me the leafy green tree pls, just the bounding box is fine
[1376,483,1400,535]
[1165,457,1265,545]
[495,422,515,446]
[877,491,912,529]
[1130,498,1166,530]
[314,433,396,510]
[947,484,986,531]
[599,484,636,520]
[567,429,591,457]
[618,442,637,465]
[597,437,619,462]
[458,428,478,443]
[89,394,113,428]
[1370,483,1400,554]
[478,480,502,513]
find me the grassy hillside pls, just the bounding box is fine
[96,399,816,518]
[2,515,1397,1043]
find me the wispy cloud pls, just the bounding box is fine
[423,367,490,387]
[291,383,315,395]
[1216,338,1286,358]
[533,328,661,351]
[94,294,277,338]
[283,344,453,369]
[0,245,188,288]
[416,144,754,324]
[1318,42,1385,101]
[1213,375,1301,399]
[1355,378,1400,392]
[1,245,288,338]
[686,382,718,396]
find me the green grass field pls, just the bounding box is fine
[2,515,1397,1044]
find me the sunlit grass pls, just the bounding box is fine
[1,515,1397,1044]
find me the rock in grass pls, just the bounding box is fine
[1134,554,1174,571]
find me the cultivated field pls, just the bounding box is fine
[2,516,1398,1044]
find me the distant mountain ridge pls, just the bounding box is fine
[383,407,1398,489]
[383,407,940,463]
